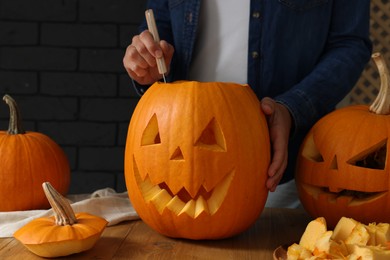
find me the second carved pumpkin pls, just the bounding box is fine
[296,53,390,228]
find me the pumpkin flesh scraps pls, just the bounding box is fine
[134,158,235,218]
[14,182,107,258]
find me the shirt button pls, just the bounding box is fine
[252,12,260,18]
[186,12,193,23]
[252,51,259,59]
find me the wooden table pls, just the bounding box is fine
[0,208,311,259]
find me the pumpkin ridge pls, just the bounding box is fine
[21,134,68,206]
[18,133,38,208]
[25,132,70,192]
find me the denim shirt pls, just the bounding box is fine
[134,0,372,183]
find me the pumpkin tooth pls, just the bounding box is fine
[301,183,322,200]
[328,186,344,193]
[140,179,162,201]
[318,190,338,203]
[195,196,209,217]
[166,195,210,218]
[175,185,212,203]
[336,195,353,206]
[207,170,235,215]
[179,200,196,217]
[150,189,172,214]
[166,195,185,215]
[134,163,162,201]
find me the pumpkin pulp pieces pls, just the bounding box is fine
[0,95,70,211]
[296,53,390,228]
[14,182,108,258]
[125,81,270,239]
[287,216,390,259]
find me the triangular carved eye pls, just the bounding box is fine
[302,133,324,162]
[141,114,161,146]
[348,139,387,170]
[195,118,226,151]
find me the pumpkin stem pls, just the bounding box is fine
[3,94,25,135]
[369,53,390,115]
[42,182,77,226]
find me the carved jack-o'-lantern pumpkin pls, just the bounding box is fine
[125,81,270,239]
[296,53,390,228]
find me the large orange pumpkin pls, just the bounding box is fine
[0,95,70,211]
[296,53,390,228]
[125,81,270,239]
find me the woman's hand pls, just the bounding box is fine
[123,30,174,85]
[261,97,292,192]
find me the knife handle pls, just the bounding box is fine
[145,9,168,75]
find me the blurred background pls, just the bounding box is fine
[338,0,390,107]
[0,0,145,194]
[0,0,388,194]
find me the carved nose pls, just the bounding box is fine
[170,146,184,160]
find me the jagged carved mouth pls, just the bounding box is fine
[133,159,235,218]
[301,183,387,206]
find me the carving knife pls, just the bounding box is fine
[145,9,167,83]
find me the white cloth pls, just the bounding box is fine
[189,0,250,83]
[0,188,139,238]
[265,180,302,209]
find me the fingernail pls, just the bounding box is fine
[155,49,163,58]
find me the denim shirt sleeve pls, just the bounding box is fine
[272,0,372,136]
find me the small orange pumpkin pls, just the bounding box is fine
[125,81,270,239]
[296,53,390,227]
[14,182,107,258]
[0,95,70,211]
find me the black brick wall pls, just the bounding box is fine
[0,0,146,194]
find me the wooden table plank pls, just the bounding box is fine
[69,220,135,259]
[112,208,311,259]
[0,208,311,259]
[0,237,13,249]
